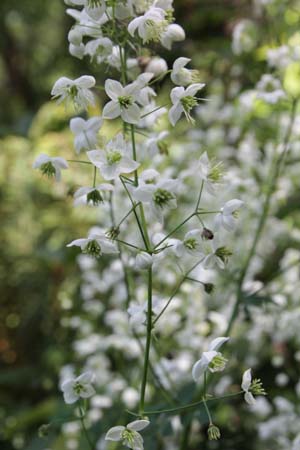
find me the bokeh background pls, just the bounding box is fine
[1,1,300,450]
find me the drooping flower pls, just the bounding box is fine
[105,420,150,450]
[161,23,185,50]
[102,79,142,124]
[65,0,106,21]
[87,133,139,180]
[128,7,167,44]
[85,37,113,64]
[73,183,114,206]
[241,369,266,405]
[214,199,244,231]
[70,116,103,153]
[131,177,179,223]
[196,152,223,195]
[51,75,96,110]
[171,57,201,86]
[67,230,119,258]
[202,240,233,270]
[61,371,95,404]
[173,229,204,258]
[32,154,68,181]
[169,83,205,126]
[192,337,229,381]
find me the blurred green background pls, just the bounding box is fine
[1,1,299,450]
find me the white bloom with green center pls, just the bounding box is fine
[65,0,106,20]
[192,337,229,382]
[102,79,143,124]
[242,369,266,405]
[128,7,167,44]
[32,154,68,181]
[202,239,233,270]
[70,116,103,153]
[160,23,185,50]
[197,151,223,195]
[85,37,113,64]
[145,131,169,156]
[73,183,114,206]
[61,371,95,404]
[169,83,205,126]
[128,297,162,327]
[171,57,201,86]
[51,75,96,110]
[131,178,178,223]
[173,229,204,258]
[214,199,244,231]
[67,231,119,258]
[256,74,286,104]
[105,419,150,450]
[87,133,139,180]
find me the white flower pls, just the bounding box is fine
[241,369,256,405]
[160,23,185,50]
[241,369,266,405]
[51,75,96,110]
[87,133,139,180]
[70,116,103,153]
[145,131,169,157]
[105,420,150,450]
[256,74,286,104]
[128,7,167,44]
[69,43,85,59]
[61,371,95,404]
[214,199,244,231]
[138,101,167,129]
[102,79,142,124]
[202,239,232,270]
[73,183,113,206]
[65,0,106,20]
[171,57,201,86]
[196,152,223,195]
[232,19,258,55]
[145,57,168,76]
[32,154,68,181]
[85,37,113,64]
[169,83,205,126]
[131,177,178,223]
[192,337,229,381]
[173,229,204,258]
[67,231,119,258]
[135,252,154,270]
[128,297,162,327]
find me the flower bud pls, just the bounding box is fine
[204,283,215,294]
[146,57,168,77]
[135,252,153,270]
[201,227,214,240]
[69,44,85,60]
[68,28,83,46]
[208,424,221,441]
[38,424,51,438]
[106,227,120,241]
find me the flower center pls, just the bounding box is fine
[208,162,223,183]
[87,0,102,8]
[87,189,103,205]
[73,382,85,395]
[250,378,266,396]
[208,354,228,373]
[144,19,168,43]
[122,429,136,446]
[84,240,102,258]
[184,237,198,250]
[107,150,122,165]
[181,95,198,112]
[118,95,133,109]
[153,188,174,207]
[68,85,79,99]
[215,246,232,264]
[40,162,56,178]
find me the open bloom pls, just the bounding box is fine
[214,199,244,231]
[67,230,119,258]
[161,23,185,50]
[202,239,232,270]
[85,37,113,64]
[102,79,143,124]
[73,183,113,206]
[105,420,150,450]
[169,83,205,126]
[242,369,266,405]
[33,154,68,181]
[131,178,178,223]
[171,57,201,86]
[70,116,103,153]
[87,133,139,180]
[51,75,96,110]
[65,0,106,20]
[197,152,223,195]
[256,74,286,104]
[173,229,204,258]
[128,7,167,43]
[145,131,169,156]
[192,337,229,381]
[61,371,95,404]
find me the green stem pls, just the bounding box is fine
[79,405,94,450]
[130,124,139,187]
[195,180,204,212]
[116,203,141,229]
[139,266,153,415]
[67,159,92,165]
[202,396,212,424]
[92,166,97,188]
[115,239,144,252]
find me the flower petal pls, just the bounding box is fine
[105,426,125,441]
[127,420,150,432]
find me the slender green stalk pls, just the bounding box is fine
[202,396,212,424]
[92,166,97,188]
[79,405,94,450]
[116,202,141,229]
[115,239,145,251]
[139,266,153,415]
[195,180,204,212]
[67,159,92,165]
